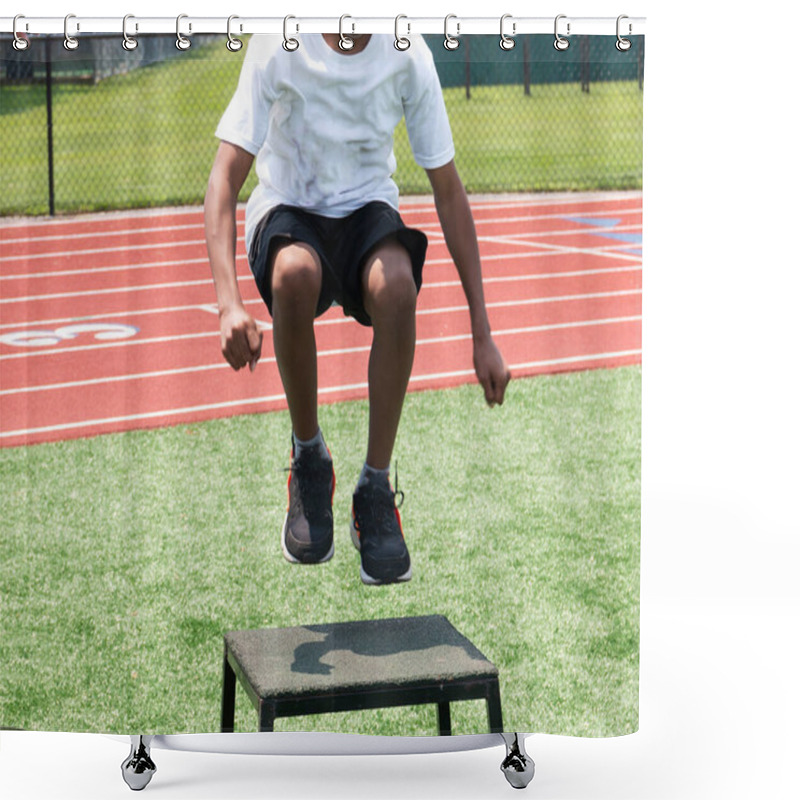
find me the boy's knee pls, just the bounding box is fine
[363,243,417,321]
[271,243,322,304]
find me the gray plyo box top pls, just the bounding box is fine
[225,615,498,700]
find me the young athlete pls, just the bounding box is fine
[205,32,510,586]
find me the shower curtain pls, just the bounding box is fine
[0,23,642,751]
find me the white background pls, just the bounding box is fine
[2,0,799,797]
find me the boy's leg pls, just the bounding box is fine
[271,241,323,442]
[360,239,418,470]
[350,239,416,585]
[270,240,335,564]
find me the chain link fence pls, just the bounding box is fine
[0,34,643,217]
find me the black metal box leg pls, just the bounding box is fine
[487,679,503,733]
[437,701,452,736]
[221,648,236,733]
[258,700,276,732]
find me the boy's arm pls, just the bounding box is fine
[204,141,262,371]
[426,160,511,406]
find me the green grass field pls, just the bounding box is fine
[0,366,640,737]
[0,41,643,216]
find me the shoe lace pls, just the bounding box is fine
[286,448,332,525]
[353,465,404,534]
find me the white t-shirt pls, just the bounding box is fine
[215,34,456,255]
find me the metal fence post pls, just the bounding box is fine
[580,36,591,93]
[523,36,531,97]
[465,36,471,100]
[638,37,645,90]
[45,36,56,216]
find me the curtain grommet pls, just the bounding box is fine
[554,14,570,51]
[616,15,632,51]
[394,15,411,51]
[226,15,243,52]
[500,14,516,51]
[444,14,460,51]
[12,14,30,51]
[176,14,191,51]
[63,13,79,51]
[122,15,138,51]
[338,14,355,51]
[282,16,299,51]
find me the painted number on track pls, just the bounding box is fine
[0,323,140,348]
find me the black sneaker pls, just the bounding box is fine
[281,441,335,564]
[350,471,411,585]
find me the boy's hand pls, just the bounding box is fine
[219,305,263,371]
[473,335,511,407]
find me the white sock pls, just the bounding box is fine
[293,428,329,459]
[357,462,390,488]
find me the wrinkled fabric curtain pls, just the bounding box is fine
[1,29,642,740]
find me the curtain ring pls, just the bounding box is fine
[176,14,191,50]
[443,14,460,51]
[282,15,299,51]
[616,15,632,52]
[122,15,138,51]
[226,15,243,52]
[554,14,570,51]
[499,14,515,51]
[12,15,30,51]
[64,13,79,51]
[394,15,411,51]
[338,15,354,51]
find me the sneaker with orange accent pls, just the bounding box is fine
[282,442,335,564]
[350,471,411,585]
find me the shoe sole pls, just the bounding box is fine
[349,519,412,585]
[281,512,334,565]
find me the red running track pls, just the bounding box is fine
[0,192,642,448]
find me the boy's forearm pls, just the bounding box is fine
[429,166,492,341]
[204,143,263,371]
[204,178,244,315]
[429,161,510,406]
[204,142,254,316]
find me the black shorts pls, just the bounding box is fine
[247,201,428,327]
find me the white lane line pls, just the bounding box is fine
[0,220,641,265]
[0,204,209,231]
[0,237,219,263]
[425,264,642,290]
[0,192,642,233]
[406,349,643,384]
[0,231,640,282]
[0,360,231,396]
[0,303,217,332]
[0,330,219,361]
[491,222,642,234]
[0,278,213,306]
[0,245,641,304]
[0,316,641,397]
[417,288,641,317]
[0,205,641,248]
[0,221,208,246]
[411,198,641,214]
[0,255,213,282]
[479,236,643,263]
[0,289,641,361]
[2,260,641,308]
[508,349,641,372]
[0,349,642,440]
